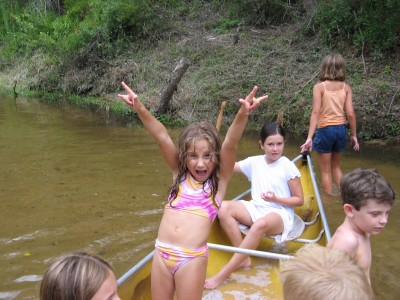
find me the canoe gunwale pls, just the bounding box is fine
[117,250,155,286]
[304,154,331,240]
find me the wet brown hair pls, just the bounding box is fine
[319,53,346,81]
[341,168,396,210]
[40,252,113,300]
[169,121,221,203]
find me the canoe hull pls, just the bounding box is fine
[118,154,330,299]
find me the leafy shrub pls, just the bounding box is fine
[315,0,400,55]
[0,0,179,63]
[212,0,303,26]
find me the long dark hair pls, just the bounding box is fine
[260,122,285,143]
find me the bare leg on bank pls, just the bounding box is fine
[318,152,333,195]
[331,152,342,193]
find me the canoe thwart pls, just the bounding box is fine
[207,242,293,260]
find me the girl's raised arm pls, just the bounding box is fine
[219,86,268,183]
[118,82,179,173]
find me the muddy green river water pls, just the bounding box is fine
[0,94,399,299]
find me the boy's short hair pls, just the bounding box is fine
[280,244,373,300]
[340,168,395,210]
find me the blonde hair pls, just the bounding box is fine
[319,53,346,81]
[40,252,113,300]
[280,244,373,300]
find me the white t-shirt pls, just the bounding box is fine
[238,155,301,218]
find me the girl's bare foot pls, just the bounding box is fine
[204,273,228,290]
[204,257,252,289]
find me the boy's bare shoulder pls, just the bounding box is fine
[327,224,360,254]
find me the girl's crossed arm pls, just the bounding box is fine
[260,177,304,207]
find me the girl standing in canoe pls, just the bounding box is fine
[118,82,268,300]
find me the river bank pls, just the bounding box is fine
[0,4,399,143]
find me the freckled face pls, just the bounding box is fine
[259,134,285,164]
[90,271,120,300]
[352,199,392,236]
[185,139,215,182]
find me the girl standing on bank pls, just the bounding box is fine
[118,82,268,300]
[300,53,359,195]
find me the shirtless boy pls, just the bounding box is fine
[327,168,395,284]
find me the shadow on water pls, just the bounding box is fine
[0,94,399,299]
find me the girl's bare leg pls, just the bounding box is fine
[151,252,175,300]
[331,152,343,192]
[218,201,253,247]
[175,257,207,300]
[318,152,333,195]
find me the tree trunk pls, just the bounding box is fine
[156,57,190,114]
[302,0,317,16]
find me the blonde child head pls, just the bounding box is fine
[280,244,373,300]
[40,252,118,300]
[319,53,346,81]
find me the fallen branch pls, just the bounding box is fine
[216,101,227,132]
[156,57,191,114]
[387,89,398,115]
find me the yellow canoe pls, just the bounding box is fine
[118,153,331,299]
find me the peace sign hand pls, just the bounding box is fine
[117,81,139,109]
[239,86,269,114]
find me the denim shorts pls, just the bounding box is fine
[313,125,347,153]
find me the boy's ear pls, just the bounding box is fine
[343,203,355,217]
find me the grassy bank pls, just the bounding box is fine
[1,1,399,142]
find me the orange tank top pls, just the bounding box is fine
[317,82,346,128]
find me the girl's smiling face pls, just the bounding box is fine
[185,138,215,182]
[259,133,285,164]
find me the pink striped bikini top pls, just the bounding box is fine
[165,174,221,221]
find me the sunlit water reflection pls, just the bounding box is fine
[0,94,399,299]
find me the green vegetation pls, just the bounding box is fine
[315,0,400,56]
[0,0,399,142]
